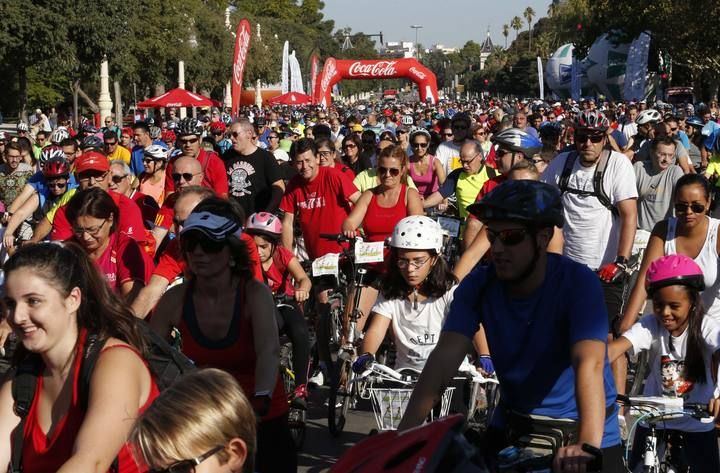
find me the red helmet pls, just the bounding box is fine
[209,121,226,133]
[646,255,705,294]
[245,212,282,240]
[43,156,70,178]
[575,110,610,131]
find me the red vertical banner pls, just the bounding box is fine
[231,19,252,117]
[317,57,338,108]
[309,55,319,104]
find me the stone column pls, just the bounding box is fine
[98,57,113,124]
[178,60,187,119]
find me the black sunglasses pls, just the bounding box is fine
[111,175,127,184]
[487,228,529,246]
[182,236,226,254]
[674,202,706,214]
[575,132,604,143]
[179,138,199,145]
[442,133,453,137]
[172,172,199,182]
[411,142,429,148]
[378,166,401,177]
[47,180,68,189]
[149,446,224,473]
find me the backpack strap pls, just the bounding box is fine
[593,149,618,217]
[10,355,43,473]
[558,151,579,194]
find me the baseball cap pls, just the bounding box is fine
[75,151,110,173]
[351,124,364,133]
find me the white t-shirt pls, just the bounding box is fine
[542,150,638,270]
[371,286,457,371]
[623,315,720,432]
[435,141,464,175]
[621,122,637,142]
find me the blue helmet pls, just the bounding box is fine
[491,128,543,159]
[686,116,704,128]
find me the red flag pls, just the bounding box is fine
[231,19,251,117]
[310,55,319,104]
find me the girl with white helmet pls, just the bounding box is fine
[138,144,169,206]
[245,212,312,408]
[352,216,460,372]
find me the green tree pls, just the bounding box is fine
[502,24,510,49]
[524,6,535,51]
[510,16,523,40]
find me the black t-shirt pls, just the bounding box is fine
[277,162,298,182]
[223,147,282,215]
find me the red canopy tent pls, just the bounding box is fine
[268,91,313,106]
[136,88,222,108]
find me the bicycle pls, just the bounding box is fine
[617,394,714,473]
[464,366,501,433]
[427,210,463,268]
[275,293,307,450]
[354,361,456,433]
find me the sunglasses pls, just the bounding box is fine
[149,446,224,473]
[179,138,199,145]
[397,130,407,135]
[487,228,529,246]
[442,133,453,137]
[674,202,706,214]
[111,174,127,183]
[183,236,226,254]
[105,141,117,147]
[343,144,357,149]
[575,133,604,143]
[474,131,487,136]
[378,166,401,177]
[231,131,242,138]
[411,142,429,148]
[269,135,279,139]
[172,172,201,182]
[47,180,68,189]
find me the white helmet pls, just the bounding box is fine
[50,127,70,145]
[390,216,443,254]
[635,109,662,125]
[144,144,169,160]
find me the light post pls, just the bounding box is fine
[410,25,423,60]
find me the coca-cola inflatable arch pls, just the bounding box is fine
[313,58,438,106]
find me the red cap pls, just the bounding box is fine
[75,151,110,173]
[383,109,393,117]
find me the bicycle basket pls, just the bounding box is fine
[369,386,455,431]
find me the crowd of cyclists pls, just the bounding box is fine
[0,94,719,472]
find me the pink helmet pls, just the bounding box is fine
[645,255,705,293]
[245,212,282,239]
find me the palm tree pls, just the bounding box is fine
[510,16,522,41]
[502,24,510,49]
[524,6,535,51]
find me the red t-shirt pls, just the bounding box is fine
[154,192,178,230]
[153,234,263,283]
[333,162,356,181]
[52,191,146,243]
[164,149,228,197]
[280,166,358,259]
[89,232,153,291]
[467,175,507,221]
[264,245,295,297]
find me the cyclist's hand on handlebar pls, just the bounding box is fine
[708,397,720,420]
[3,231,14,250]
[477,355,495,375]
[438,200,448,212]
[352,352,374,374]
[553,444,596,473]
[295,290,309,303]
[342,229,357,240]
[597,261,627,284]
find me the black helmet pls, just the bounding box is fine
[177,117,201,137]
[467,180,564,228]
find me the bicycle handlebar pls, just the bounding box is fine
[319,233,356,243]
[617,395,713,421]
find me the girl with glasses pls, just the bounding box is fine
[66,187,153,303]
[341,145,424,332]
[619,174,720,335]
[408,129,446,199]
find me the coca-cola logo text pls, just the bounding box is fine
[409,66,426,80]
[233,24,251,85]
[320,59,337,92]
[348,61,397,77]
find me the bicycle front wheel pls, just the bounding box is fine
[328,359,354,436]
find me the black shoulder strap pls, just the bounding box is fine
[593,149,618,217]
[485,164,497,180]
[10,356,43,473]
[558,151,579,194]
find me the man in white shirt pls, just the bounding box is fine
[434,113,473,174]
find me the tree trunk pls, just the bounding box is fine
[71,80,80,127]
[76,84,100,112]
[114,81,123,127]
[18,65,28,123]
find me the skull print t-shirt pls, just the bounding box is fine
[223,147,282,216]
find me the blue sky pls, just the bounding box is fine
[321,0,552,50]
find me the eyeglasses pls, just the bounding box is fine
[442,133,453,137]
[487,228,529,246]
[47,180,68,189]
[343,144,357,149]
[143,158,163,164]
[397,130,407,135]
[72,219,108,237]
[149,445,225,473]
[378,166,401,177]
[269,135,279,139]
[318,150,334,158]
[474,131,487,136]
[77,171,109,183]
[172,172,202,182]
[575,132,605,143]
[397,256,431,270]
[674,202,706,214]
[111,174,127,184]
[460,153,480,165]
[183,236,226,254]
[531,158,544,165]
[411,142,429,149]
[105,141,117,147]
[179,138,199,146]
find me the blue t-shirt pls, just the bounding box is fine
[443,254,621,448]
[28,171,78,208]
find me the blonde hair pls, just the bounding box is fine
[130,369,256,472]
[378,144,410,185]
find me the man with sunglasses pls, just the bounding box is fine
[401,180,624,472]
[163,117,228,199]
[103,130,131,166]
[435,114,474,174]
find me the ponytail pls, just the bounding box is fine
[682,289,707,384]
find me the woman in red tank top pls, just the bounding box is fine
[341,145,424,332]
[149,197,296,473]
[0,242,158,472]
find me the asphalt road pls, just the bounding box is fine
[298,384,378,473]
